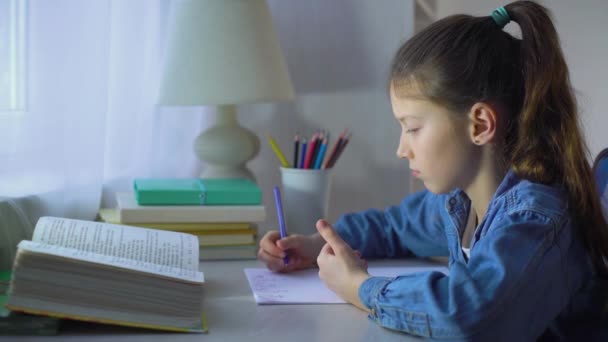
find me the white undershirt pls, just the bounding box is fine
[461,209,477,259]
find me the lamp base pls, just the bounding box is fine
[194,105,260,182]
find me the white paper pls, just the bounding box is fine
[17,240,204,283]
[244,266,448,304]
[32,216,199,271]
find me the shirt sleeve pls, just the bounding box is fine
[357,209,573,339]
[333,190,449,258]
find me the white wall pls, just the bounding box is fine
[436,0,608,159]
[211,0,608,234]
[239,0,415,231]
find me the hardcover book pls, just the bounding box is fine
[97,208,253,232]
[193,228,257,247]
[5,217,207,333]
[116,192,266,223]
[133,178,262,206]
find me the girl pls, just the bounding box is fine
[258,1,608,340]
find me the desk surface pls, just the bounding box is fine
[4,259,430,341]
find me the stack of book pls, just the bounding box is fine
[98,178,265,260]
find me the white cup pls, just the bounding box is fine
[279,167,333,236]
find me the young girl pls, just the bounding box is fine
[258,1,608,340]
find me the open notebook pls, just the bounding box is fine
[244,266,448,304]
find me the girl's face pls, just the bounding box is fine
[390,86,479,194]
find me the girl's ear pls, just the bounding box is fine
[468,102,498,145]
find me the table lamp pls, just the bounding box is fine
[158,0,294,181]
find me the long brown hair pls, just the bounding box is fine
[390,1,608,275]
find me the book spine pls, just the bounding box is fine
[118,207,266,223]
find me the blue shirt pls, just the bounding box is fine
[334,170,607,340]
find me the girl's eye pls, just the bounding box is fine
[405,128,420,134]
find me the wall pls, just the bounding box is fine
[0,1,417,265]
[239,0,416,231]
[244,0,608,233]
[436,0,608,159]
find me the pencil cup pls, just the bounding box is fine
[279,167,333,236]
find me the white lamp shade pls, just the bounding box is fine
[159,0,294,106]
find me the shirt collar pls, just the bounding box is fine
[446,169,518,214]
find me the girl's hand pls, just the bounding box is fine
[258,230,325,273]
[316,219,371,312]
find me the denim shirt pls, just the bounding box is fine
[334,170,607,340]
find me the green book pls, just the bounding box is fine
[134,178,262,206]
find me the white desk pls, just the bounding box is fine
[4,259,431,341]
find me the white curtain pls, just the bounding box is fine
[0,0,209,221]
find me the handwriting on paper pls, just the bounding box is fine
[244,266,448,304]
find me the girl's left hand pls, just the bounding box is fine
[316,219,371,312]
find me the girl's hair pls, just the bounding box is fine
[390,1,608,274]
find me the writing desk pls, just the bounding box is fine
[6,259,431,341]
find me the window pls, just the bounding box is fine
[0,0,26,113]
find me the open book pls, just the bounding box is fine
[5,217,206,333]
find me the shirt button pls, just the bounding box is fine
[449,198,457,205]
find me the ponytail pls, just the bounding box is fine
[505,1,608,275]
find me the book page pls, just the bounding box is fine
[17,241,204,283]
[32,217,198,271]
[244,266,448,304]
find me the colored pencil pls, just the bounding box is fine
[303,132,319,169]
[328,130,351,168]
[299,138,308,169]
[313,137,328,169]
[266,133,289,168]
[273,186,289,265]
[293,133,300,168]
[322,128,347,169]
[310,130,323,168]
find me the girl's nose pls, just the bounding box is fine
[396,133,412,159]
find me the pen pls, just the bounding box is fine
[273,186,289,265]
[266,133,290,168]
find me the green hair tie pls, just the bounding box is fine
[491,6,510,28]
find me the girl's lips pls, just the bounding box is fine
[411,170,420,177]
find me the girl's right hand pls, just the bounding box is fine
[258,230,325,273]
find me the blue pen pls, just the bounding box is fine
[273,186,289,265]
